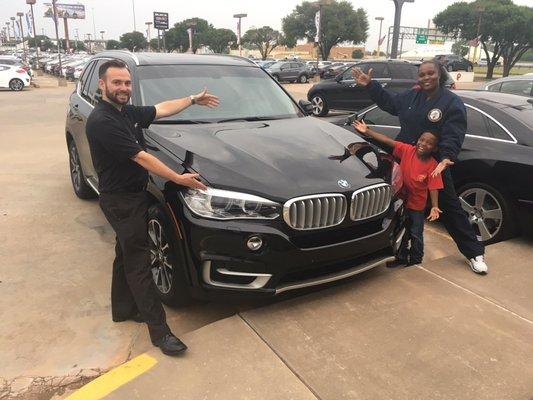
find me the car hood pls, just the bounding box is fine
[147,117,387,202]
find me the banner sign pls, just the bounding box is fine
[44,3,86,19]
[314,11,320,42]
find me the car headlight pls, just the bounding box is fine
[182,188,281,220]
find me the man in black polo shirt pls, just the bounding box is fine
[86,59,219,356]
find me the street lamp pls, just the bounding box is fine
[145,22,152,51]
[100,30,105,41]
[10,17,16,44]
[131,0,137,31]
[5,22,11,41]
[390,0,414,59]
[17,12,27,62]
[233,13,247,57]
[375,17,384,58]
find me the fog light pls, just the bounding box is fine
[247,235,263,251]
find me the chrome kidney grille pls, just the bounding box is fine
[283,194,347,230]
[350,183,392,221]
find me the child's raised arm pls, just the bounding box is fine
[352,120,396,148]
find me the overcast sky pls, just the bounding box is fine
[2,0,531,51]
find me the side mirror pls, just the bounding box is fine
[344,113,360,126]
[335,74,344,82]
[298,99,314,116]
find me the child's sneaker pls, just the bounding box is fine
[468,255,488,274]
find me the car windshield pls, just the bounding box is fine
[138,64,301,123]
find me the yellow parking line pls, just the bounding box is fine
[65,353,157,400]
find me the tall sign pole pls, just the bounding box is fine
[375,16,384,58]
[17,12,28,61]
[153,12,168,53]
[51,0,63,81]
[145,22,152,51]
[26,0,40,68]
[390,0,414,59]
[233,13,247,57]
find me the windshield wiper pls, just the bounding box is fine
[216,116,286,123]
[152,119,213,125]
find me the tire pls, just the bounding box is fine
[272,74,280,82]
[68,139,97,199]
[310,93,329,117]
[298,74,308,84]
[467,65,473,72]
[148,203,193,307]
[447,64,453,72]
[9,78,24,91]
[458,182,517,245]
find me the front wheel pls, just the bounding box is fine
[458,182,517,244]
[298,74,308,83]
[447,64,454,72]
[148,203,192,306]
[467,65,473,72]
[311,93,329,116]
[9,78,24,91]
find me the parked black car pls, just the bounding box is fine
[65,51,406,305]
[331,91,533,244]
[435,54,474,72]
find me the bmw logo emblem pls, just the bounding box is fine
[338,179,351,189]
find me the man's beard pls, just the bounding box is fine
[105,88,130,105]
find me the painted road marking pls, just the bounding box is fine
[65,353,157,400]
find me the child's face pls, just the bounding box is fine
[416,132,438,157]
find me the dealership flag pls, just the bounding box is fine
[236,18,241,45]
[26,11,33,37]
[378,35,386,46]
[314,10,321,42]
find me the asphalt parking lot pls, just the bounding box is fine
[0,81,531,400]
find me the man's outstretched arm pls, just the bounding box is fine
[154,88,220,120]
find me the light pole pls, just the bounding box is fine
[390,0,414,59]
[26,0,40,67]
[145,22,152,51]
[10,17,16,43]
[17,12,27,62]
[187,21,196,54]
[312,1,333,78]
[100,30,105,41]
[375,17,384,58]
[233,13,247,57]
[132,0,137,31]
[86,33,92,53]
[5,22,11,41]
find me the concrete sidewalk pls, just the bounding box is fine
[68,239,532,400]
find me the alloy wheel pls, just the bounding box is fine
[311,96,323,115]
[459,188,503,242]
[148,219,173,294]
[9,79,24,91]
[69,143,81,191]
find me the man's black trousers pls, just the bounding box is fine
[99,191,170,343]
[439,169,485,259]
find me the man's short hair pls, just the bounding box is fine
[99,59,129,79]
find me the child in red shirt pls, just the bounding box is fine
[353,120,443,266]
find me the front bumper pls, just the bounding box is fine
[175,199,406,298]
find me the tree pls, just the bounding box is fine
[452,40,469,57]
[352,49,364,59]
[165,18,213,53]
[371,50,386,57]
[434,0,533,78]
[106,39,121,50]
[204,28,237,54]
[28,35,55,51]
[242,26,283,60]
[119,31,147,52]
[282,0,368,61]
[149,38,160,51]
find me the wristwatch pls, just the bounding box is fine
[189,95,196,105]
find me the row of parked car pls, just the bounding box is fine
[39,53,90,80]
[65,51,532,306]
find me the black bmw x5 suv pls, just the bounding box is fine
[66,51,406,305]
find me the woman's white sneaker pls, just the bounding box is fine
[469,255,488,274]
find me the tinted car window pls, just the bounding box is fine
[290,63,301,69]
[487,83,502,92]
[368,63,390,79]
[390,64,418,79]
[341,67,354,80]
[363,107,400,126]
[485,117,512,141]
[79,60,95,96]
[499,80,533,97]
[0,66,9,71]
[83,59,107,105]
[138,65,300,122]
[0,59,17,65]
[466,107,488,137]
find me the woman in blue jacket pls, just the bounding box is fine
[352,60,488,274]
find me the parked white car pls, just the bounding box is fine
[0,64,31,91]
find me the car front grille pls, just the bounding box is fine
[350,183,392,221]
[283,194,347,230]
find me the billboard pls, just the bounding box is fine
[153,12,169,30]
[44,3,86,19]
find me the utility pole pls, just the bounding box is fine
[10,17,16,43]
[26,0,40,68]
[6,22,11,42]
[51,0,65,84]
[233,13,247,57]
[132,0,137,31]
[375,17,384,58]
[390,0,414,59]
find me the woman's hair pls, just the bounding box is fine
[419,60,448,87]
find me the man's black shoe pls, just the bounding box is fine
[386,259,408,268]
[112,312,144,323]
[153,334,188,356]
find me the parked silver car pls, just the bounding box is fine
[480,76,533,97]
[266,61,310,83]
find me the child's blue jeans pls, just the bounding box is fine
[398,209,425,264]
